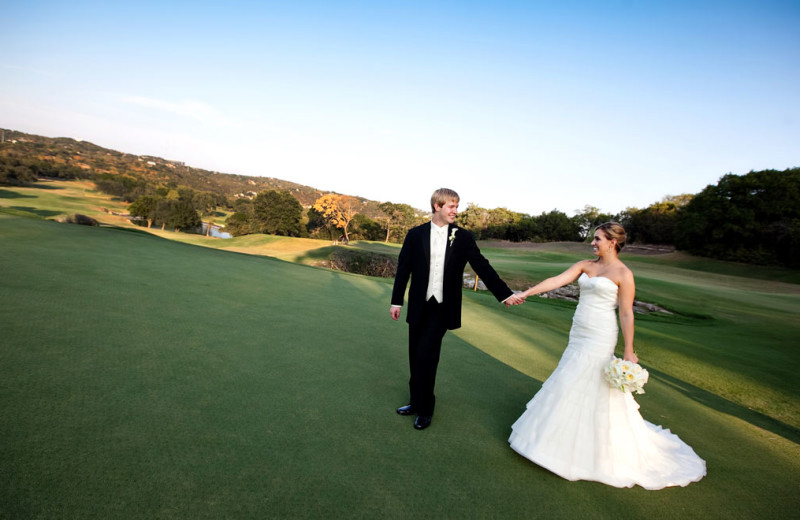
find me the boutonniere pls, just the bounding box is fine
[449,228,457,247]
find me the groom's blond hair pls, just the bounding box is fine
[430,188,460,212]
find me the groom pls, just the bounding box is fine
[390,188,523,430]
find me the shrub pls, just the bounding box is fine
[64,214,99,226]
[327,249,398,278]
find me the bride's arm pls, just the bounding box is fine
[518,261,586,299]
[618,270,638,363]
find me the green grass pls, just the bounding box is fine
[0,179,130,224]
[2,181,800,518]
[1,214,799,519]
[2,181,799,427]
[467,242,800,429]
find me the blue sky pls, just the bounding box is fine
[2,1,798,215]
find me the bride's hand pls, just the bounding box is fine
[505,294,525,307]
[624,351,639,364]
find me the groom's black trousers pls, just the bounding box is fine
[408,297,448,417]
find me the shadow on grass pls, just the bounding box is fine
[8,206,62,218]
[0,189,35,199]
[101,225,166,237]
[26,179,64,190]
[635,310,715,325]
[295,246,340,263]
[649,366,800,444]
[348,241,401,256]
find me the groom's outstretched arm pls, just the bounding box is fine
[463,237,513,302]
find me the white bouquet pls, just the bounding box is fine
[604,357,649,394]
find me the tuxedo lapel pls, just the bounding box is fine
[444,224,456,269]
[422,222,432,269]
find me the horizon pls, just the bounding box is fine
[1,1,798,215]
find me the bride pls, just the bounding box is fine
[508,222,706,489]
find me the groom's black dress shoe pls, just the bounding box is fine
[396,404,416,416]
[414,415,432,430]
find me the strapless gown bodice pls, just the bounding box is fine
[508,273,706,489]
[569,274,620,356]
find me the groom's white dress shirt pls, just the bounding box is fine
[390,220,448,310]
[390,220,513,310]
[426,221,448,303]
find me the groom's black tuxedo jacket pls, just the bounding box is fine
[391,222,513,330]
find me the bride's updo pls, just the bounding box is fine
[596,222,626,253]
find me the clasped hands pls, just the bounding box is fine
[504,293,527,307]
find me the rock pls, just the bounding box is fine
[462,274,487,291]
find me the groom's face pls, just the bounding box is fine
[434,199,459,225]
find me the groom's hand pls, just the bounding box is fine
[390,306,402,320]
[504,294,526,307]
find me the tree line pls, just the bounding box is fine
[1,138,796,268]
[454,168,799,268]
[223,193,422,243]
[454,195,693,245]
[200,166,800,269]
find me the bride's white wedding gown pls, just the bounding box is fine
[509,273,706,489]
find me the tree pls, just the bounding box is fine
[177,186,196,203]
[0,156,37,184]
[485,207,525,240]
[675,168,800,267]
[128,195,160,228]
[313,194,358,243]
[252,189,303,236]
[349,213,384,241]
[306,207,335,240]
[536,210,581,242]
[573,205,617,241]
[224,212,253,236]
[150,199,201,232]
[168,199,202,232]
[233,198,254,212]
[223,199,254,236]
[378,202,416,243]
[457,203,490,238]
[505,216,539,242]
[625,194,691,245]
[93,174,143,201]
[193,192,217,216]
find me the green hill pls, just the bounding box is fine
[0,128,406,217]
[1,211,799,518]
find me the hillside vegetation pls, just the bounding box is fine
[4,129,798,268]
[0,128,390,216]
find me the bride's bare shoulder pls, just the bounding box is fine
[617,263,635,284]
[577,258,602,269]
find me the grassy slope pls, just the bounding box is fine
[1,181,800,518]
[1,216,799,519]
[0,179,131,223]
[466,243,800,430]
[3,181,800,426]
[3,181,799,426]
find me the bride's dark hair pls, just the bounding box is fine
[595,222,626,253]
